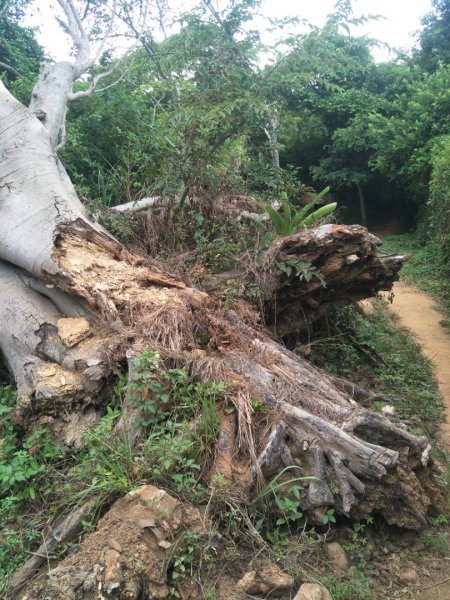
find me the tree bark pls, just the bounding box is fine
[259,223,404,337]
[357,182,368,227]
[213,223,405,339]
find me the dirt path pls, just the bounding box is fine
[384,282,450,600]
[388,282,450,447]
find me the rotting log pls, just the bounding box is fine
[258,224,405,337]
[1,205,432,532]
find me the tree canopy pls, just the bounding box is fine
[13,0,438,253]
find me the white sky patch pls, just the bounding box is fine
[24,1,73,61]
[258,0,434,61]
[23,0,434,63]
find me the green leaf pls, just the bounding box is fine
[292,198,318,227]
[267,206,286,235]
[301,202,337,228]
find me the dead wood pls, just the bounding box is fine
[16,218,430,531]
[3,218,436,598]
[256,224,405,337]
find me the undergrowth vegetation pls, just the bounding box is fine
[0,196,446,597]
[0,384,67,589]
[0,292,446,598]
[300,301,443,428]
[0,206,446,598]
[0,354,225,592]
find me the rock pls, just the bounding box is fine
[412,540,425,552]
[237,563,294,595]
[293,583,333,600]
[398,569,420,585]
[324,542,349,572]
[16,485,203,600]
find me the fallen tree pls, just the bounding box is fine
[205,216,405,338]
[0,1,437,597]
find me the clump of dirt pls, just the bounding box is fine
[360,522,450,599]
[16,485,205,600]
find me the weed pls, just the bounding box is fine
[313,517,376,600]
[267,187,336,236]
[276,257,325,286]
[322,509,337,525]
[0,384,65,590]
[301,302,443,426]
[63,353,224,508]
[166,529,225,598]
[64,405,136,506]
[318,572,375,600]
[344,516,374,572]
[422,515,449,556]
[128,350,222,448]
[221,279,261,308]
[251,468,320,547]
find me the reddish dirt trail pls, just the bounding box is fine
[387,284,450,600]
[388,282,450,448]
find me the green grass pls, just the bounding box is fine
[0,355,225,591]
[301,302,443,427]
[0,384,69,591]
[380,233,450,317]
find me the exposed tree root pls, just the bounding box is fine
[5,220,431,530]
[192,310,431,528]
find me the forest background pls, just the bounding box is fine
[2,0,449,266]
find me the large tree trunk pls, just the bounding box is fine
[243,223,405,338]
[0,78,435,597]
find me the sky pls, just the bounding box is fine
[23,0,434,63]
[259,0,433,60]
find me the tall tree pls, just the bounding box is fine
[417,0,450,72]
[0,0,45,102]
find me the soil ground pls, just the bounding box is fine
[388,283,450,448]
[384,282,450,599]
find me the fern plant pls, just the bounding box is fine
[268,186,336,236]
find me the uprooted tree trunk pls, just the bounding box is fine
[0,73,434,597]
[213,221,405,339]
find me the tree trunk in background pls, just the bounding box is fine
[357,182,368,227]
[265,114,280,169]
